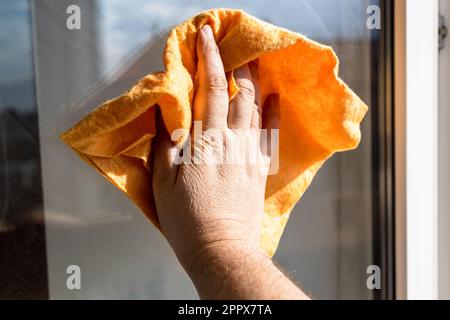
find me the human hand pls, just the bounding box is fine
[152,24,279,273]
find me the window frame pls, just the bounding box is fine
[394,0,450,300]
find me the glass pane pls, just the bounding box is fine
[0,0,48,298]
[1,0,386,299]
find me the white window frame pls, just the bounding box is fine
[395,0,449,300]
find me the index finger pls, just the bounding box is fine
[194,25,229,129]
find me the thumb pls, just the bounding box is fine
[152,106,179,185]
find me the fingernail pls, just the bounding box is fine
[202,25,213,39]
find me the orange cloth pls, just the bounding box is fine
[61,9,368,257]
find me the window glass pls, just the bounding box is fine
[0,0,47,298]
[1,0,383,299]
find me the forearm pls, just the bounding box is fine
[185,241,310,300]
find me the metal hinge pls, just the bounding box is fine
[439,15,448,50]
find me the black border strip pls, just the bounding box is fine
[371,0,395,300]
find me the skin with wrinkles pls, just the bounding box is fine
[153,25,309,300]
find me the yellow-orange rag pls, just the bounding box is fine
[60,9,368,257]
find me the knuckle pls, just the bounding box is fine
[235,76,255,99]
[203,40,220,55]
[205,76,228,94]
[237,85,255,98]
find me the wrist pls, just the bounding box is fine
[169,218,264,271]
[183,240,278,299]
[183,239,270,279]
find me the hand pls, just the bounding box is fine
[152,25,307,299]
[153,24,279,268]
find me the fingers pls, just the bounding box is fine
[249,61,261,129]
[153,108,179,184]
[228,64,257,129]
[194,25,229,130]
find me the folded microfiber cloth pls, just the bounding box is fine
[61,9,368,257]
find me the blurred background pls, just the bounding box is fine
[0,0,389,299]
